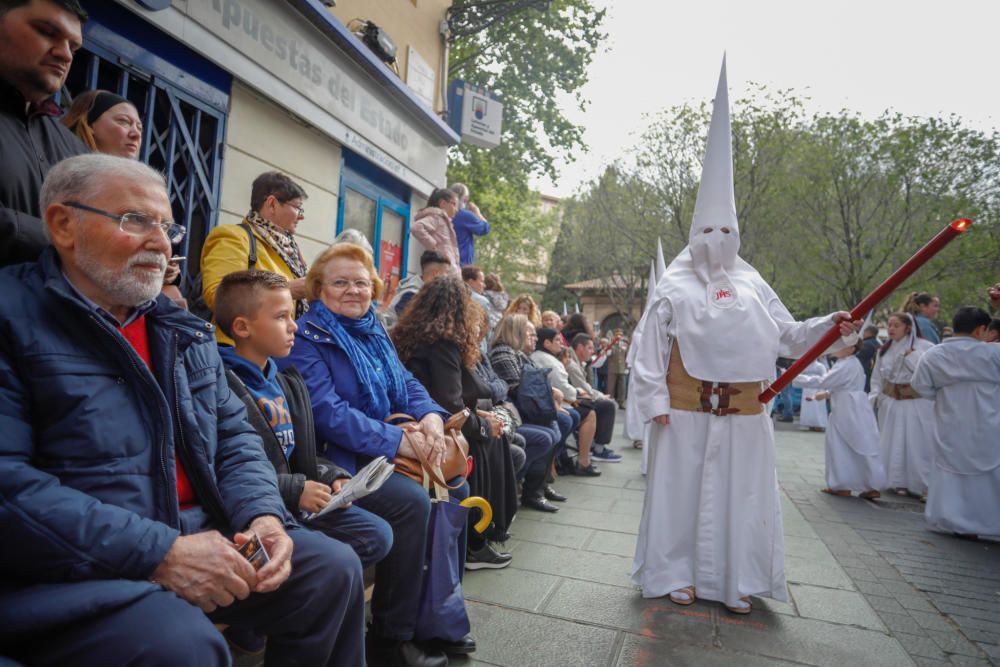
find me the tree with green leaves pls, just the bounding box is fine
[549,88,1000,324]
[445,0,606,289]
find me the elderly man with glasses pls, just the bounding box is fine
[0,154,366,666]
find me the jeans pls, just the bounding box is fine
[11,528,366,667]
[307,503,394,568]
[356,472,469,641]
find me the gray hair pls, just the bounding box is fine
[40,154,167,214]
[333,228,373,256]
[449,182,469,200]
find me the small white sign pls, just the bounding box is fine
[406,46,436,109]
[459,84,502,149]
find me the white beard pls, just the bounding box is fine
[76,245,167,308]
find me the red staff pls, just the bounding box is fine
[759,218,972,404]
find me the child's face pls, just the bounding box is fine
[986,328,1000,343]
[245,289,297,359]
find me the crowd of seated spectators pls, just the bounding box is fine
[0,4,608,658]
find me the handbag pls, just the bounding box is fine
[413,469,477,642]
[385,411,470,488]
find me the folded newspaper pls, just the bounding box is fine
[305,456,395,520]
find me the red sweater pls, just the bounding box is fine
[119,315,197,509]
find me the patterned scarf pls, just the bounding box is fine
[310,300,409,419]
[245,210,308,278]
[245,210,309,316]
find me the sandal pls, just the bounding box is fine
[821,488,852,497]
[726,596,752,615]
[668,585,696,606]
[858,490,881,500]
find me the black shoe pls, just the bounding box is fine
[422,633,477,655]
[222,625,266,656]
[466,543,513,570]
[776,416,793,423]
[572,462,602,477]
[366,631,447,667]
[522,495,560,512]
[543,485,567,502]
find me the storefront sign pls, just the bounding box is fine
[448,79,503,149]
[174,0,445,188]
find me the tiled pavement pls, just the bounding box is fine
[454,415,1000,666]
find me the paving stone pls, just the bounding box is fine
[506,517,593,549]
[584,530,637,558]
[878,611,925,635]
[911,657,950,666]
[784,535,835,561]
[466,601,618,667]
[893,632,949,659]
[463,568,561,612]
[908,609,958,633]
[609,498,646,517]
[785,555,855,591]
[855,579,894,597]
[789,583,886,631]
[947,656,994,667]
[894,593,938,613]
[842,565,879,583]
[541,578,716,643]
[717,612,912,666]
[507,540,635,589]
[925,629,987,658]
[616,633,802,667]
[536,506,640,535]
[866,595,906,614]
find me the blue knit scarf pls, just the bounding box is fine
[310,301,408,419]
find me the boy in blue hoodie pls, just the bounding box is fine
[216,270,393,567]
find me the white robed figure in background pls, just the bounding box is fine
[869,312,935,497]
[797,360,830,431]
[623,258,660,472]
[793,346,885,497]
[630,57,860,614]
[911,307,1000,537]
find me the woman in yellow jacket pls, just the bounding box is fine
[201,171,310,344]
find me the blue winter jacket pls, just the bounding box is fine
[0,248,289,644]
[276,309,446,474]
[451,208,489,266]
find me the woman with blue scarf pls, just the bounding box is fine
[278,243,469,667]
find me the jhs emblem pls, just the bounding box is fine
[708,283,737,309]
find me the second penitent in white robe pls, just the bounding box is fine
[798,360,830,430]
[630,283,842,606]
[869,339,936,494]
[794,356,886,492]
[911,337,1000,537]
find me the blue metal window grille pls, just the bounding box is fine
[64,9,230,294]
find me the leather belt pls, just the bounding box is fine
[667,345,764,416]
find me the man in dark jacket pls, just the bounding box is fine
[856,324,881,393]
[0,0,90,267]
[0,154,365,666]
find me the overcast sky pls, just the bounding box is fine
[532,0,1000,198]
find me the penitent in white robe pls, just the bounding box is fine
[798,360,830,430]
[631,292,842,607]
[794,356,885,492]
[912,337,1000,537]
[870,340,936,494]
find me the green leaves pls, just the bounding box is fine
[549,87,1000,321]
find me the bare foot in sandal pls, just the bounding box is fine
[821,488,852,497]
[726,596,752,614]
[669,586,696,606]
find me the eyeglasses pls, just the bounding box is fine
[64,201,185,243]
[323,279,373,292]
[281,201,305,216]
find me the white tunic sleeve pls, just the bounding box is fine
[869,350,885,404]
[762,286,846,359]
[910,353,937,400]
[631,298,673,422]
[794,359,856,392]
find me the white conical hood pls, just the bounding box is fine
[655,238,667,280]
[687,55,741,307]
[643,259,658,313]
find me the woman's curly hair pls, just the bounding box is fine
[391,275,483,367]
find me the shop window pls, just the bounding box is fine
[338,151,411,306]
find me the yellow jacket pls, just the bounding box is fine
[200,220,296,345]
